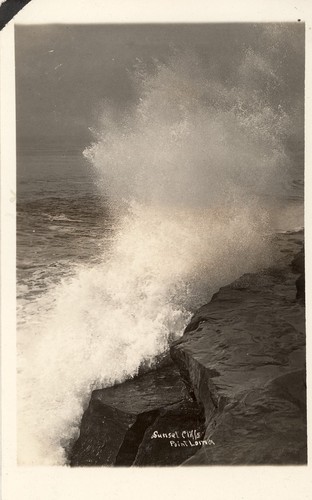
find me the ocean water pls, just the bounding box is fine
[17,39,304,465]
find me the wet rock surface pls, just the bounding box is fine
[171,230,306,464]
[69,363,205,466]
[70,230,306,466]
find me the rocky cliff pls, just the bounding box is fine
[69,230,306,466]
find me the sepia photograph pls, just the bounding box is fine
[14,21,306,468]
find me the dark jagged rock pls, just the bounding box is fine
[70,230,306,466]
[171,230,306,465]
[69,364,205,466]
[133,399,205,466]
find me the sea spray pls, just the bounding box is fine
[86,51,290,206]
[18,202,271,465]
[18,40,296,465]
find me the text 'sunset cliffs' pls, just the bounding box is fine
[69,230,306,466]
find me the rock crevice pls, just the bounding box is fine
[69,363,206,466]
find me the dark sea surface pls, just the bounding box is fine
[17,148,112,313]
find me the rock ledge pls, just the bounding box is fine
[70,230,306,466]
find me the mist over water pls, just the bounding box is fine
[17,25,304,465]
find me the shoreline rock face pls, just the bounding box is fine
[171,230,306,464]
[69,363,206,466]
[70,230,306,466]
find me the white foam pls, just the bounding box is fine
[18,202,272,465]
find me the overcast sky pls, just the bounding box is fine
[15,23,304,150]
